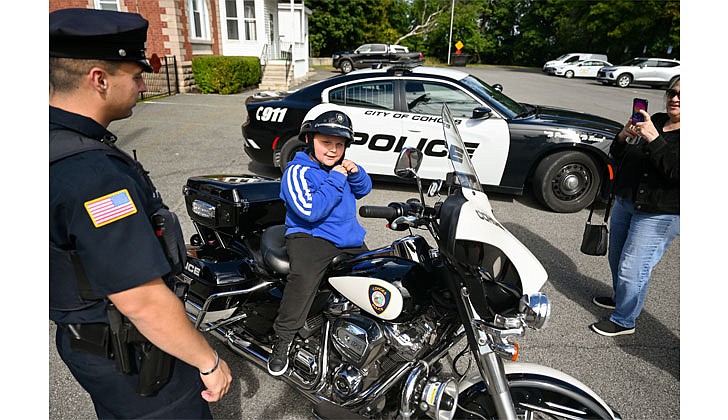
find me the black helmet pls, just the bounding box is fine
[298,104,354,146]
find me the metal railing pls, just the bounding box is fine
[284,45,293,81]
[260,44,269,74]
[140,55,179,100]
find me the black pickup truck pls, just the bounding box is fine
[332,43,424,73]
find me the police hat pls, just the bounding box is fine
[298,104,355,145]
[50,8,153,72]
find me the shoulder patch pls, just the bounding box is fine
[84,189,138,228]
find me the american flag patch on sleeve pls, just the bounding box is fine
[84,189,138,228]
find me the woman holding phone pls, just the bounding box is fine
[590,77,680,336]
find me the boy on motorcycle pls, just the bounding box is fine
[268,104,372,376]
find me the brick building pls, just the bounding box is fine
[49,0,311,92]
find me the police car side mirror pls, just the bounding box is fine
[394,146,423,179]
[492,83,503,92]
[472,107,492,119]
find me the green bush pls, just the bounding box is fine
[191,56,261,94]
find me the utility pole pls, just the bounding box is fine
[447,0,454,65]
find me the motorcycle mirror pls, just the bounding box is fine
[394,146,423,179]
[395,146,428,208]
[492,83,503,92]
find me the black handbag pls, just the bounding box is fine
[580,193,613,256]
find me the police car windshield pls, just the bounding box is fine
[441,104,483,192]
[461,75,526,118]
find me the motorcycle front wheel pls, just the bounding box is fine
[456,380,621,420]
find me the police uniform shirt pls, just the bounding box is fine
[50,106,169,324]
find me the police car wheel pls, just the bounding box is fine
[531,151,600,213]
[341,60,353,74]
[564,70,574,79]
[279,137,307,173]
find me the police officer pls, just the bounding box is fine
[50,8,231,418]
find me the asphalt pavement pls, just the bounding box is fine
[49,66,682,419]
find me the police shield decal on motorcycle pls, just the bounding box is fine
[175,105,621,419]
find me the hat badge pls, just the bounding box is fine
[118,49,127,57]
[336,113,344,123]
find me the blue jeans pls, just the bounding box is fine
[607,196,680,328]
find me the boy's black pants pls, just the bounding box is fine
[273,233,368,341]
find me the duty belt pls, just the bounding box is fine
[57,304,174,397]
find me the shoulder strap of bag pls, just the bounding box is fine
[602,191,614,223]
[588,162,617,224]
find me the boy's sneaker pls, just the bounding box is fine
[267,337,292,377]
[592,296,616,309]
[590,319,635,337]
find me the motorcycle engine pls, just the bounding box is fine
[332,314,387,368]
[330,313,440,402]
[382,315,437,361]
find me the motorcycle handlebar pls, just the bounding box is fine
[359,205,400,219]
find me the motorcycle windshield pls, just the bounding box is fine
[440,104,483,192]
[439,103,548,298]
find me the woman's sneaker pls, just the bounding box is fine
[592,296,616,309]
[590,319,635,336]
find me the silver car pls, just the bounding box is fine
[596,57,680,88]
[553,59,612,78]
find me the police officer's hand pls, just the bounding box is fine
[340,159,359,174]
[200,357,232,402]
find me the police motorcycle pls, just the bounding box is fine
[174,104,621,420]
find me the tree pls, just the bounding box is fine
[394,3,444,45]
[307,0,679,67]
[307,0,411,56]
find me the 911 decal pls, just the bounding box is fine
[256,106,288,123]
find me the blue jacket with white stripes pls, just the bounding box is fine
[280,151,372,248]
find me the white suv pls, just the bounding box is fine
[596,57,680,88]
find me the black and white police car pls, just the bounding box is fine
[242,65,622,213]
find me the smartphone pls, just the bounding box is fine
[631,98,648,123]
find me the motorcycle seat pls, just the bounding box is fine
[260,224,290,275]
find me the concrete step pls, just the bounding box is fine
[260,63,295,90]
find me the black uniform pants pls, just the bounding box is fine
[273,233,368,341]
[55,326,212,419]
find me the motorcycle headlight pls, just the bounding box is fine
[522,293,550,330]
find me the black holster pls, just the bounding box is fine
[106,303,175,396]
[135,341,175,397]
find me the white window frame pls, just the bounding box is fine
[242,0,256,41]
[224,0,239,40]
[222,0,255,42]
[188,0,211,40]
[94,0,120,11]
